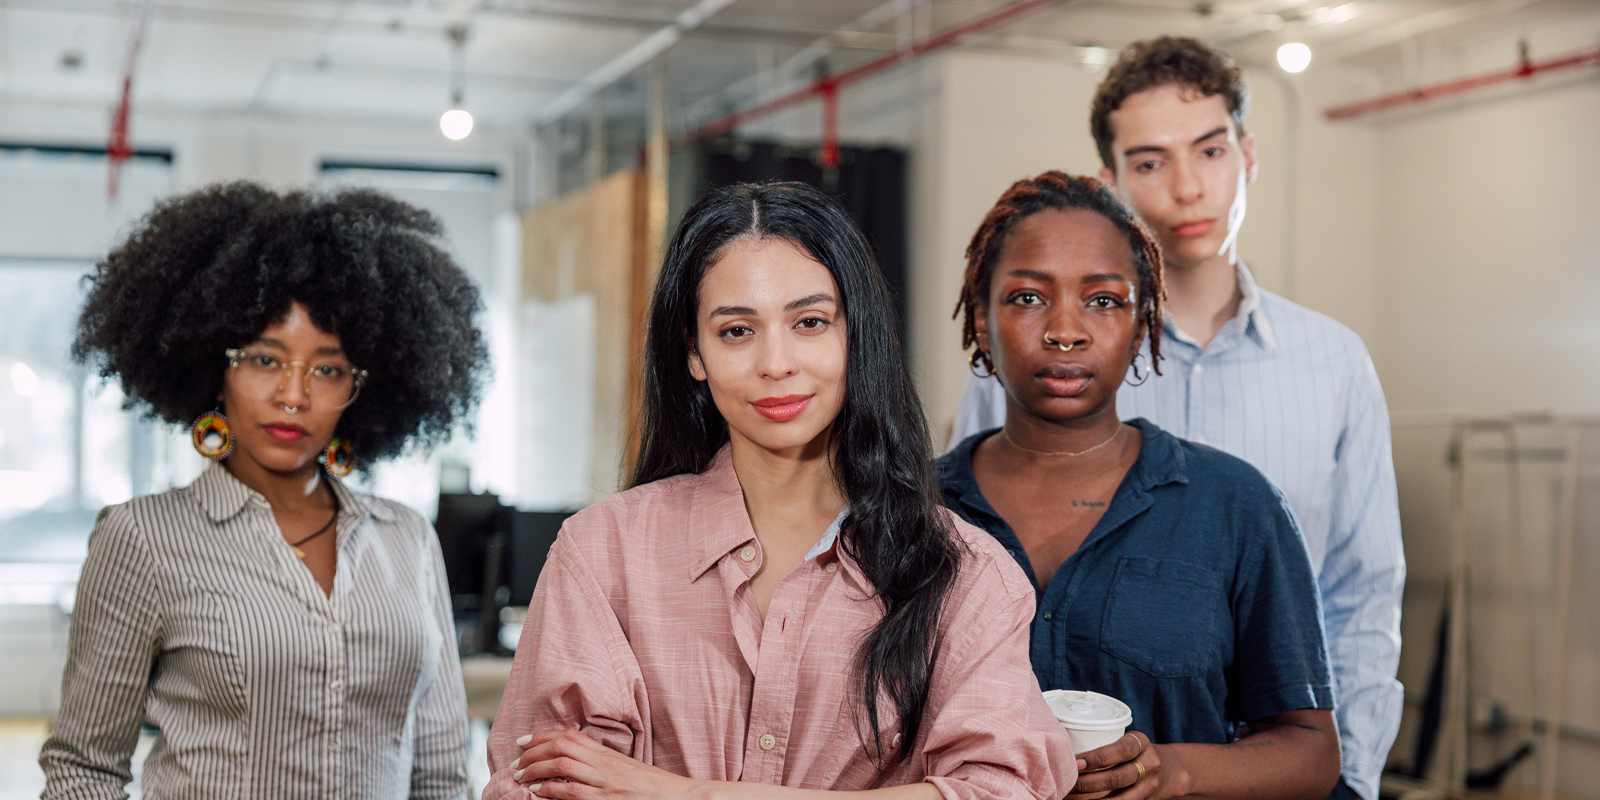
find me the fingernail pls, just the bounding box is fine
[1078,758,1088,770]
[528,784,542,794]
[517,734,532,746]
[514,769,524,781]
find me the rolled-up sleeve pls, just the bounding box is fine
[921,556,1075,800]
[482,534,648,800]
[40,505,163,800]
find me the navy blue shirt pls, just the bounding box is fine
[936,419,1335,745]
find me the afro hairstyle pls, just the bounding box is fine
[72,180,490,466]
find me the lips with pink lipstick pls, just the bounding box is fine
[264,422,309,442]
[752,394,812,422]
[1171,218,1215,238]
[1036,363,1093,397]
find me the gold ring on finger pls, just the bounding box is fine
[1132,759,1146,782]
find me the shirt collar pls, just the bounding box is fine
[1121,418,1190,492]
[684,446,861,586]
[687,446,762,581]
[1163,261,1276,351]
[187,461,384,524]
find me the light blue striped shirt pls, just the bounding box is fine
[950,264,1405,800]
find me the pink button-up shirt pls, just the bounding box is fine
[485,447,1074,800]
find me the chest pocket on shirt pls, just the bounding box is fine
[1100,557,1225,678]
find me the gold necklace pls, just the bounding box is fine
[1001,425,1125,458]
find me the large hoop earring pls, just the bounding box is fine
[968,348,993,377]
[191,410,233,460]
[322,438,355,478]
[1125,353,1152,387]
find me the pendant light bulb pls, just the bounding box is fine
[1277,42,1312,73]
[441,107,473,140]
[441,23,473,140]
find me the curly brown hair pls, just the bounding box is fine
[72,180,490,467]
[1090,36,1249,171]
[954,171,1164,376]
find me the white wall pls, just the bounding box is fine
[1366,20,1600,795]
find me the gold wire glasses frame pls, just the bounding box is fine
[225,347,368,410]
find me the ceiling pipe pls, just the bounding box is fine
[687,0,1076,146]
[108,0,156,200]
[537,0,740,123]
[1324,44,1600,121]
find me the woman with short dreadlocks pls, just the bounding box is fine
[936,171,1339,800]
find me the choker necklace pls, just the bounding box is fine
[289,508,338,559]
[1001,425,1125,458]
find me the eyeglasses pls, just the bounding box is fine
[225,346,368,410]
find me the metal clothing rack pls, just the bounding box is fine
[1409,414,1599,800]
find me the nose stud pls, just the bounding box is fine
[1043,333,1076,352]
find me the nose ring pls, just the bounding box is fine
[1043,333,1076,352]
[283,404,302,414]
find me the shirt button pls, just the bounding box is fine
[1192,363,1204,376]
[759,733,776,750]
[740,546,757,562]
[1196,435,1208,445]
[329,680,343,691]
[891,733,903,748]
[1041,610,1053,621]
[825,562,838,573]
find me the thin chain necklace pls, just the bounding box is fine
[289,507,338,559]
[1001,424,1126,458]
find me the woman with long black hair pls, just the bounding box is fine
[484,182,1072,800]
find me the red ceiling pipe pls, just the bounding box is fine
[108,0,156,200]
[688,0,1076,143]
[819,81,840,170]
[1324,45,1600,121]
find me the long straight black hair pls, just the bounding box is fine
[632,182,962,763]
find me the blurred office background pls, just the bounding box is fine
[0,0,1597,798]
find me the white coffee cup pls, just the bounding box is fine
[1044,689,1135,800]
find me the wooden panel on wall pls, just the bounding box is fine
[522,170,647,500]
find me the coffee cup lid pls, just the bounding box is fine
[1043,690,1133,729]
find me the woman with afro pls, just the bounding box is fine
[41,181,490,799]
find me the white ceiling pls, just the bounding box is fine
[0,0,1592,140]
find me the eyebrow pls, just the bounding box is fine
[254,337,345,356]
[709,293,837,318]
[1081,273,1133,285]
[1120,126,1231,159]
[1003,269,1055,282]
[785,293,836,312]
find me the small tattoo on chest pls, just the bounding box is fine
[1070,499,1107,508]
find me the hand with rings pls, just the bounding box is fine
[1068,730,1182,800]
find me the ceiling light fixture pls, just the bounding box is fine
[441,23,473,140]
[1277,42,1312,73]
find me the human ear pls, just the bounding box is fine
[1241,132,1259,184]
[1098,165,1121,199]
[687,337,707,382]
[973,302,992,353]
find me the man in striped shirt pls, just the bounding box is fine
[950,36,1405,800]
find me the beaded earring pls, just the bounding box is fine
[191,410,233,460]
[322,438,355,478]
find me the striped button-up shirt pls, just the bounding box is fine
[40,463,469,800]
[950,264,1405,800]
[484,446,1075,800]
